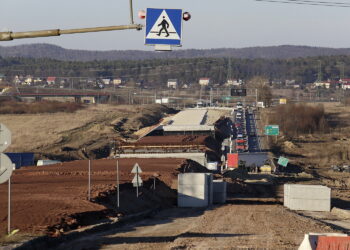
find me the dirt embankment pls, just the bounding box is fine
[0,157,211,237]
[0,104,176,161]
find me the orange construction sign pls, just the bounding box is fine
[227,153,239,168]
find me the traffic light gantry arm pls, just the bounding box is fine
[0,24,143,41]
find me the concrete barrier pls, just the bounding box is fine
[213,180,227,204]
[298,233,348,250]
[178,173,213,207]
[284,184,331,212]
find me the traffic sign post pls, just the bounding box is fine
[278,156,289,167]
[0,123,14,235]
[116,159,120,208]
[145,8,183,50]
[264,125,280,136]
[231,89,247,97]
[88,160,91,201]
[0,124,11,152]
[0,154,14,185]
[131,163,142,197]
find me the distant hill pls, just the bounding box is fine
[1,44,350,61]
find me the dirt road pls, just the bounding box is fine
[53,204,337,250]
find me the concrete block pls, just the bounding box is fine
[178,184,207,199]
[178,173,213,207]
[284,184,331,212]
[286,184,330,200]
[331,207,350,219]
[213,180,227,192]
[207,173,213,205]
[213,180,227,204]
[178,194,208,207]
[178,173,207,185]
[288,198,330,212]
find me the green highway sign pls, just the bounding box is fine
[264,125,279,136]
[222,96,234,101]
[278,156,289,167]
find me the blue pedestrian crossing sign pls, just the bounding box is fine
[145,8,182,46]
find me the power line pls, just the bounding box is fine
[255,0,350,7]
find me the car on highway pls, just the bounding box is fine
[236,142,248,152]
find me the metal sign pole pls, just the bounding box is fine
[129,0,134,24]
[117,160,120,207]
[88,160,91,201]
[136,167,139,198]
[8,177,10,235]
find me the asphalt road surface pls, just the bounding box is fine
[245,109,261,153]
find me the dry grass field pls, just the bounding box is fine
[262,102,350,208]
[0,104,174,160]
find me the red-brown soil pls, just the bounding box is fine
[0,158,187,236]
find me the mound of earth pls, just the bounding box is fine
[0,158,185,236]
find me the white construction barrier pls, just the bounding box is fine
[178,173,213,207]
[298,233,348,250]
[284,184,331,212]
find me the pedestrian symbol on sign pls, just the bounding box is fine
[157,16,169,37]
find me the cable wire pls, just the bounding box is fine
[255,0,350,7]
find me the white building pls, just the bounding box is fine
[102,79,111,85]
[199,78,210,86]
[342,83,350,90]
[24,76,33,85]
[113,78,123,85]
[167,79,178,89]
[340,79,350,90]
[226,79,242,86]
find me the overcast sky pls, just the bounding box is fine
[0,0,349,50]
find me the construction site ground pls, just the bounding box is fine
[0,158,190,239]
[45,203,338,250]
[2,104,350,248]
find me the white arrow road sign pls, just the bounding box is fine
[131,163,142,174]
[0,124,11,152]
[0,153,13,184]
[132,174,143,187]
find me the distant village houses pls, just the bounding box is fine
[225,79,242,86]
[340,79,350,90]
[199,78,210,86]
[167,79,178,89]
[46,77,56,85]
[113,78,123,86]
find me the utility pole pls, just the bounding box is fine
[210,88,213,107]
[227,57,232,84]
[317,60,322,82]
[337,62,345,80]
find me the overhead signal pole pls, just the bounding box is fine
[0,0,142,41]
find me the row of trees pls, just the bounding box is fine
[2,55,350,86]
